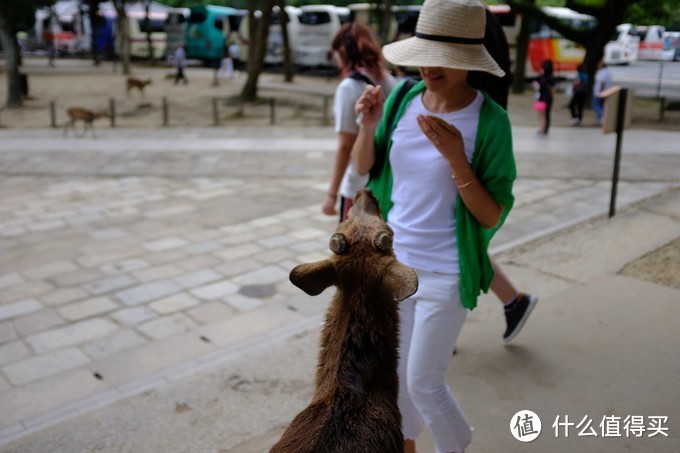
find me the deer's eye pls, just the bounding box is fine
[329,233,349,255]
[373,230,393,252]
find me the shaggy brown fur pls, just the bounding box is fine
[271,189,418,453]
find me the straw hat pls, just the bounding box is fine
[382,0,504,77]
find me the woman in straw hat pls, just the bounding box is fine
[352,0,516,451]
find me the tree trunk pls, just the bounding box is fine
[144,1,155,64]
[242,0,275,101]
[380,0,393,45]
[0,12,22,108]
[511,1,533,94]
[113,1,131,75]
[278,0,294,83]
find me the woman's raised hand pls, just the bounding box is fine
[354,85,384,130]
[417,115,467,170]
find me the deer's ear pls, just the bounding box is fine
[384,263,418,303]
[290,260,337,296]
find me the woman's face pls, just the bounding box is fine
[419,66,469,93]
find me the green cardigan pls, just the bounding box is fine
[367,80,516,309]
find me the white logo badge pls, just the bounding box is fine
[511,410,542,442]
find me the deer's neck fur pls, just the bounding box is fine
[315,287,400,400]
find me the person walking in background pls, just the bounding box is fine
[533,59,555,135]
[219,45,235,80]
[321,22,396,222]
[174,44,188,85]
[470,6,538,343]
[593,60,613,125]
[353,0,517,450]
[569,63,588,125]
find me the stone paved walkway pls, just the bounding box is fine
[0,125,678,446]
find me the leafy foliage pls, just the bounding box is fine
[0,0,55,32]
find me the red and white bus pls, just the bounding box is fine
[489,5,595,79]
[634,25,666,61]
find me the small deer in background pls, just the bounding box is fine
[270,189,418,453]
[63,107,109,138]
[126,77,152,97]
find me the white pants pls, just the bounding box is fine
[398,268,472,453]
[219,57,234,78]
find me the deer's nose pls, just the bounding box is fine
[351,189,380,217]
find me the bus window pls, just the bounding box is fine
[140,18,165,34]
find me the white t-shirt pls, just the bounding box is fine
[334,73,397,199]
[388,90,483,274]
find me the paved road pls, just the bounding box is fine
[609,60,680,98]
[0,124,679,449]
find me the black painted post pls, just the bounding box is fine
[609,88,628,218]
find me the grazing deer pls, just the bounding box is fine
[271,189,418,453]
[126,77,152,97]
[63,107,109,138]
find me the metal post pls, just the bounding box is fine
[109,98,116,128]
[660,97,666,122]
[270,97,275,125]
[609,88,628,218]
[50,100,57,128]
[162,97,168,127]
[212,98,219,126]
[656,61,664,99]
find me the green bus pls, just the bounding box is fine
[185,5,240,63]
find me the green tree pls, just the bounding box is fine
[0,0,54,108]
[506,0,626,95]
[506,0,680,93]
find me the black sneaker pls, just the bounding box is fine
[503,293,538,343]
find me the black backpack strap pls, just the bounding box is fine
[370,77,418,179]
[348,70,376,86]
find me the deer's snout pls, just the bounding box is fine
[350,189,381,218]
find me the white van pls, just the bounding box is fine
[236,6,300,65]
[295,5,351,67]
[662,31,680,61]
[34,0,92,55]
[604,23,639,65]
[635,25,666,61]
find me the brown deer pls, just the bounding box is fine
[63,107,109,138]
[271,189,418,453]
[126,77,152,97]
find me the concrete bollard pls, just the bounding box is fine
[270,97,276,125]
[109,98,116,128]
[212,98,219,126]
[50,100,57,128]
[162,97,169,127]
